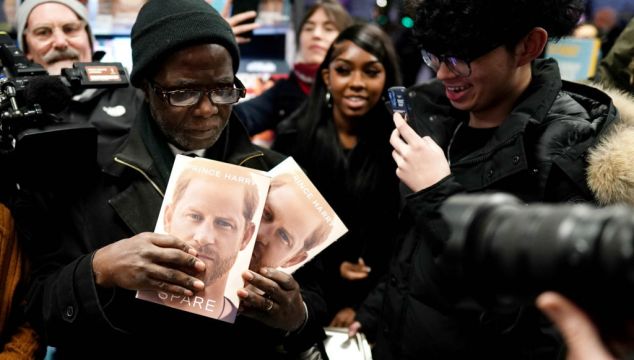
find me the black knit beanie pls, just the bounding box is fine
[130,0,240,87]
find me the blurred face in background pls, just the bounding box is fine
[322,41,386,124]
[24,2,92,75]
[593,7,617,33]
[297,7,341,64]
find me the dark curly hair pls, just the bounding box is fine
[412,0,585,60]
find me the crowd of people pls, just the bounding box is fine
[0,0,633,359]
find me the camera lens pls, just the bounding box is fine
[441,193,634,312]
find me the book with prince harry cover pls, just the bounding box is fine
[136,155,270,323]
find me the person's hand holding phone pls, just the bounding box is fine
[390,112,450,192]
[221,0,260,44]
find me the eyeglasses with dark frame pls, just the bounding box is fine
[148,80,246,107]
[421,49,473,78]
[421,41,506,78]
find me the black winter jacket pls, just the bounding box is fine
[356,59,618,360]
[233,72,307,136]
[63,86,145,166]
[273,101,401,323]
[14,105,326,359]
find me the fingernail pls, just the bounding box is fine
[244,271,254,281]
[195,260,205,271]
[188,248,198,256]
[194,280,205,289]
[237,288,248,298]
[536,293,560,316]
[260,267,269,275]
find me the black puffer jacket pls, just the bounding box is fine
[63,86,145,166]
[356,59,618,360]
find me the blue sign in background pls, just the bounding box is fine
[545,37,602,81]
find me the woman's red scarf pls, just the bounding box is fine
[293,62,320,95]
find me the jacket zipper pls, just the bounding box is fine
[238,152,264,166]
[114,157,165,198]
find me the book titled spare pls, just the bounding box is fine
[136,155,270,323]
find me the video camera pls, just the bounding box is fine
[440,193,634,338]
[0,32,129,192]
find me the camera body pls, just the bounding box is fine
[440,193,634,331]
[0,32,129,150]
[0,32,129,192]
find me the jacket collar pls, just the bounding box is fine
[512,59,562,124]
[413,59,564,146]
[481,59,563,142]
[104,104,265,191]
[104,104,265,234]
[586,85,634,204]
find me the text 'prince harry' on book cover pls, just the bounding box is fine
[251,157,347,275]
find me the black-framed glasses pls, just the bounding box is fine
[148,79,246,107]
[421,49,473,78]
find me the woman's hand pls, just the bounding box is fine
[330,307,356,327]
[340,258,371,281]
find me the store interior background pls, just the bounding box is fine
[0,0,632,97]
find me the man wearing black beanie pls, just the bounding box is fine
[14,0,328,358]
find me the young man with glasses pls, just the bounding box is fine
[351,0,622,359]
[13,0,327,357]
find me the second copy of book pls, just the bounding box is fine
[251,157,348,274]
[136,155,271,323]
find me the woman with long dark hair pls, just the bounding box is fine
[273,22,402,326]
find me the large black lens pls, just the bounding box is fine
[441,193,634,317]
